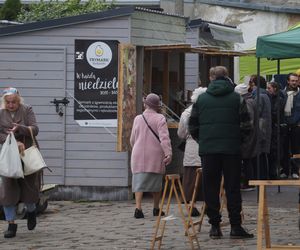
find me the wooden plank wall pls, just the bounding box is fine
[130,10,186,46]
[0,46,66,184]
[185,27,199,93]
[0,17,131,187]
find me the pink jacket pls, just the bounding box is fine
[130,109,172,174]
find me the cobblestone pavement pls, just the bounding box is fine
[1,186,300,250]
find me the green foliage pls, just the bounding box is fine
[0,0,22,20]
[17,0,115,23]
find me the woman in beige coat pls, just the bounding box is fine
[0,87,41,238]
[177,86,207,216]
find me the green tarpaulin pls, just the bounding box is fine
[239,26,300,82]
[256,27,300,59]
[239,56,300,83]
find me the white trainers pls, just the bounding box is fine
[292,173,299,179]
[280,173,288,179]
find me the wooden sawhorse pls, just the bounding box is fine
[151,174,200,250]
[189,169,230,232]
[249,180,300,250]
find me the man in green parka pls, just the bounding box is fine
[189,66,253,239]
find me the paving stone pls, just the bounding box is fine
[0,187,300,249]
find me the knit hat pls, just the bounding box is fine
[234,83,249,96]
[143,93,161,110]
[2,87,19,97]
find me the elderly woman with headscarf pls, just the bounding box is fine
[130,93,172,219]
[177,86,207,216]
[0,87,41,238]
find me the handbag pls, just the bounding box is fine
[0,132,24,178]
[21,126,47,176]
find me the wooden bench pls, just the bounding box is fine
[249,180,300,250]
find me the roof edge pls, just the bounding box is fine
[0,6,136,37]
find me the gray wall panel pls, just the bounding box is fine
[185,28,199,91]
[66,142,116,151]
[65,177,127,186]
[131,10,186,45]
[0,11,186,191]
[0,46,65,185]
[66,168,127,178]
[66,159,125,168]
[66,151,126,160]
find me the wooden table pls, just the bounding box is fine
[249,180,300,250]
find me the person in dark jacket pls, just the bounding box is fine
[189,66,253,239]
[281,73,300,179]
[234,82,257,190]
[266,81,285,179]
[250,76,272,180]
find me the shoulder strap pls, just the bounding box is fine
[28,126,37,147]
[142,114,160,142]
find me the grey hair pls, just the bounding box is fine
[214,66,228,78]
[0,94,24,109]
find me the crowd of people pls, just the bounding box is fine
[2,66,299,241]
[129,66,300,241]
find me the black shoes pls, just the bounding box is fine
[153,208,165,216]
[209,224,253,239]
[134,208,166,218]
[4,223,17,238]
[190,207,200,217]
[134,208,144,219]
[27,211,37,230]
[209,225,223,239]
[230,225,254,239]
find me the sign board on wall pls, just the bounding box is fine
[74,39,119,127]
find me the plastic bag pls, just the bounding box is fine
[0,133,24,178]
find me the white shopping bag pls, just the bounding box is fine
[0,132,24,178]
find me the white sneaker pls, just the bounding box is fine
[280,173,288,179]
[292,173,299,179]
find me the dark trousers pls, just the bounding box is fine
[201,154,242,226]
[253,153,269,180]
[242,157,255,185]
[281,126,300,176]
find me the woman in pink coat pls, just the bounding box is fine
[130,93,172,219]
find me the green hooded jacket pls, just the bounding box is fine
[189,78,251,155]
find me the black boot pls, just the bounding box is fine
[27,211,37,230]
[153,208,165,216]
[134,208,144,219]
[4,223,17,238]
[230,225,254,239]
[209,225,223,239]
[191,207,200,217]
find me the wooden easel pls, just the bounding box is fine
[188,169,228,232]
[151,174,200,250]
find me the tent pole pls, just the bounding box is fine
[277,59,281,193]
[256,57,261,203]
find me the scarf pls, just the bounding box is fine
[284,89,299,116]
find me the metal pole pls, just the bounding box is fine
[277,59,281,193]
[256,58,261,202]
